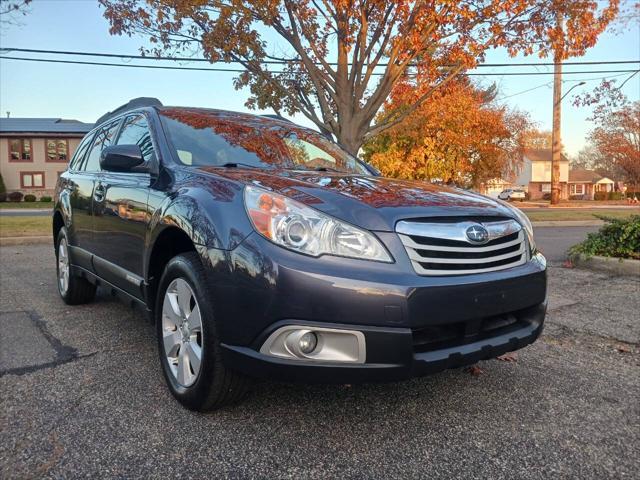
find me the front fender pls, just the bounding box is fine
[147,185,253,250]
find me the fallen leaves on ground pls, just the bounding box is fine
[496,352,518,362]
[466,365,485,376]
[615,344,632,353]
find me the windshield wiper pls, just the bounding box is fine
[218,162,261,169]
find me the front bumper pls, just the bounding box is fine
[207,232,547,383]
[221,301,546,383]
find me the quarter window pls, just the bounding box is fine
[82,121,121,172]
[9,139,32,162]
[46,139,69,162]
[116,114,155,162]
[20,172,45,188]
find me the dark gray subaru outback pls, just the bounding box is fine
[53,98,546,411]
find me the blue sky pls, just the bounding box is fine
[1,0,638,157]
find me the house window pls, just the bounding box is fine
[571,184,584,195]
[9,139,32,162]
[20,172,45,189]
[541,183,551,193]
[46,139,69,162]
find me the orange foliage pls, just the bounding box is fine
[363,79,531,187]
[591,101,640,186]
[100,0,619,154]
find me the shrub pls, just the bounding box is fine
[542,193,551,200]
[40,196,52,202]
[23,194,37,202]
[568,215,640,260]
[594,191,607,201]
[608,192,623,200]
[7,191,23,202]
[0,173,6,202]
[569,194,584,200]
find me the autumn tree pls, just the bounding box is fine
[589,101,640,188]
[100,0,618,157]
[0,0,31,25]
[362,78,532,188]
[523,129,553,149]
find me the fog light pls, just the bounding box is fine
[299,331,317,354]
[262,325,366,363]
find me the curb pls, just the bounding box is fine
[532,220,604,227]
[0,236,52,246]
[572,254,640,277]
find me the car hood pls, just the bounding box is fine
[194,167,518,232]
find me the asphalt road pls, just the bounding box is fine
[534,226,600,262]
[0,209,51,217]
[1,242,638,479]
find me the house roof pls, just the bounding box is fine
[0,117,94,135]
[524,148,569,163]
[568,169,614,184]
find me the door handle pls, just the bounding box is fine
[94,183,106,202]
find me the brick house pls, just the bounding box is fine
[568,169,615,199]
[514,148,570,200]
[0,117,93,197]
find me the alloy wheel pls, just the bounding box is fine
[58,238,70,295]
[161,278,203,387]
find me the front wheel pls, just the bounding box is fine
[56,227,96,305]
[156,252,249,411]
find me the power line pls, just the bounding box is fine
[1,47,639,68]
[496,70,640,100]
[1,55,639,77]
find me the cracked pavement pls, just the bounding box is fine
[1,241,638,479]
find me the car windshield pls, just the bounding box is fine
[159,108,370,175]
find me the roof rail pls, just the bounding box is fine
[95,97,163,126]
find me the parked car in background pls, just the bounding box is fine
[53,98,547,411]
[499,189,527,201]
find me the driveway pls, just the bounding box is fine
[1,244,638,479]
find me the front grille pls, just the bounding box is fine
[397,218,528,276]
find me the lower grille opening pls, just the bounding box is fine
[412,311,526,353]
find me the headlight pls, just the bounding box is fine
[244,185,392,262]
[498,199,536,254]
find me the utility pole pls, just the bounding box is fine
[550,9,564,205]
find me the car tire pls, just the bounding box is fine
[56,227,97,305]
[155,252,249,411]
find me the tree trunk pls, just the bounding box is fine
[550,11,564,205]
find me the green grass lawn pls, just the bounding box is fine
[524,209,637,222]
[0,202,53,209]
[0,216,52,237]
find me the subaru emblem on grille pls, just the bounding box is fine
[465,225,489,244]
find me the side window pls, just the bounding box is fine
[82,121,121,172]
[69,133,94,171]
[117,114,155,162]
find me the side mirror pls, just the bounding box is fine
[100,144,144,172]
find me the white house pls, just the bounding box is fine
[515,148,570,200]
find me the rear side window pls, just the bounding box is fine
[68,133,94,171]
[116,114,155,162]
[81,121,121,172]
